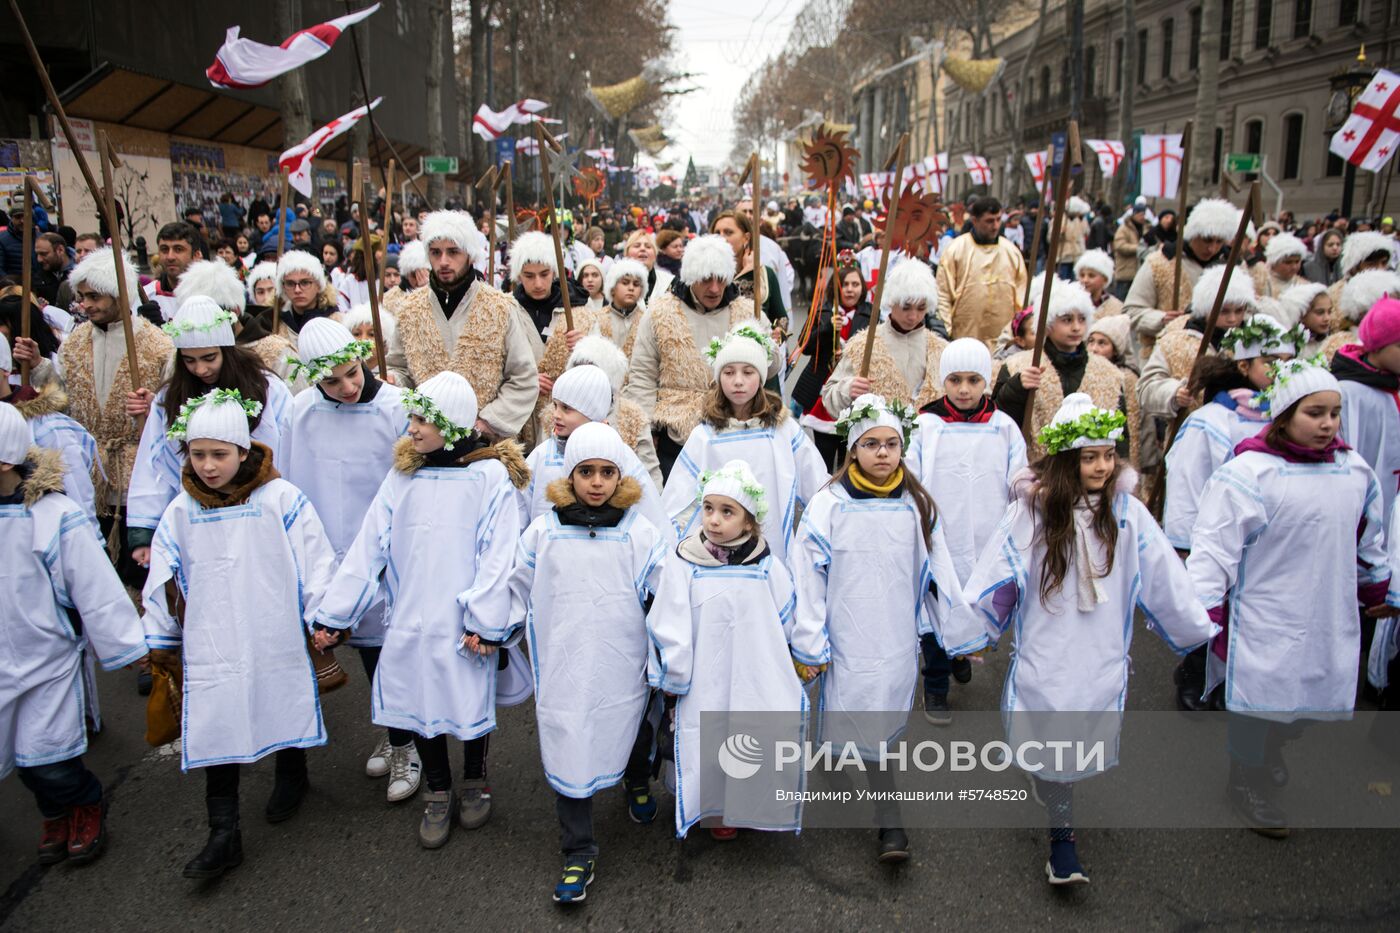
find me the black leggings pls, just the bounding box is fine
[204,747,306,799]
[356,647,416,749]
[414,734,490,792]
[1034,777,1074,842]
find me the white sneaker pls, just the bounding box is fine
[386,744,422,803]
[365,732,392,778]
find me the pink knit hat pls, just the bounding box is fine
[1359,296,1400,351]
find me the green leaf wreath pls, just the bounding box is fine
[695,463,770,523]
[160,308,237,342]
[402,388,473,450]
[703,322,778,366]
[1036,408,1127,455]
[166,388,264,441]
[286,340,375,384]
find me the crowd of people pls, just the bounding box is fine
[3,176,1400,904]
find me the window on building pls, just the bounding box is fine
[1221,0,1234,61]
[1244,118,1263,156]
[1254,0,1272,49]
[1137,29,1149,84]
[1189,8,1202,70]
[1283,113,1304,180]
[1041,65,1051,104]
[1086,46,1097,96]
[1162,18,1175,78]
[1294,0,1312,37]
[1212,126,1224,184]
[1114,37,1124,90]
[1339,0,1360,26]
[1326,149,1344,177]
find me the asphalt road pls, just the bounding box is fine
[5,624,1400,932]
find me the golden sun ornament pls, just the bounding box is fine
[801,123,858,189]
[572,166,607,204]
[876,183,950,258]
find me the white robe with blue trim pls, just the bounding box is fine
[1368,497,1400,689]
[660,416,828,568]
[1188,449,1387,718]
[314,451,524,740]
[282,382,406,647]
[519,436,674,549]
[1339,379,1400,523]
[646,544,807,836]
[126,375,295,531]
[1163,400,1268,551]
[0,480,145,780]
[510,507,667,798]
[142,476,337,770]
[28,412,100,530]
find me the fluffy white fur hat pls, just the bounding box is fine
[420,210,486,263]
[1030,273,1096,325]
[1065,195,1091,217]
[679,234,736,286]
[1183,198,1242,242]
[175,259,245,312]
[0,403,33,464]
[1277,281,1330,325]
[1264,232,1308,266]
[1073,248,1115,282]
[1338,269,1400,324]
[1190,265,1256,320]
[605,258,649,300]
[276,249,326,288]
[245,261,278,301]
[340,302,397,348]
[510,230,558,275]
[568,334,629,391]
[880,259,938,312]
[70,247,140,300]
[1340,231,1397,278]
[396,240,429,277]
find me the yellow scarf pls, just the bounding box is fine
[848,463,904,497]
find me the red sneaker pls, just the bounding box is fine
[38,817,68,865]
[66,802,106,864]
[709,826,739,841]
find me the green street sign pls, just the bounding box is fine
[1225,152,1261,173]
[422,156,459,174]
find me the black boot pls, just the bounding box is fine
[877,827,910,864]
[183,797,243,879]
[265,757,310,824]
[1174,648,1212,712]
[1226,761,1289,838]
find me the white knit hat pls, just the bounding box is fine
[403,371,478,449]
[0,402,33,464]
[511,230,558,275]
[1341,231,1397,278]
[0,335,11,373]
[836,393,917,449]
[881,259,938,312]
[679,234,737,286]
[341,302,397,347]
[70,247,140,300]
[552,363,613,423]
[1183,197,1242,242]
[1038,392,1125,454]
[277,249,326,288]
[163,295,236,348]
[562,420,630,475]
[170,388,262,448]
[246,261,279,302]
[175,259,245,312]
[1074,248,1115,282]
[1278,281,1330,325]
[605,258,649,300]
[1220,314,1287,361]
[568,334,629,391]
[705,323,776,378]
[1265,358,1342,417]
[938,337,993,386]
[1031,273,1096,325]
[291,317,373,383]
[1264,232,1308,266]
[396,240,429,277]
[1190,265,1256,320]
[697,458,768,523]
[1339,269,1400,324]
[420,210,486,262]
[1065,195,1091,217]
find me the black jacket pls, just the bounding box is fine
[792,302,871,411]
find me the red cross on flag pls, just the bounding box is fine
[1330,69,1400,172]
[963,154,992,186]
[1139,133,1185,199]
[917,153,949,194]
[278,98,381,197]
[207,4,380,89]
[472,99,551,141]
[1025,149,1050,194]
[1086,139,1126,178]
[859,172,894,200]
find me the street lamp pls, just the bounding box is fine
[1328,46,1373,220]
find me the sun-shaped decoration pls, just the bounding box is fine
[875,183,950,258]
[515,208,541,232]
[800,123,859,190]
[573,166,607,204]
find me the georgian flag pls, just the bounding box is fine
[472,100,551,141]
[1139,133,1185,199]
[206,4,380,90]
[1086,139,1126,178]
[962,154,992,186]
[1025,149,1050,194]
[1329,69,1400,172]
[279,98,381,197]
[903,153,948,194]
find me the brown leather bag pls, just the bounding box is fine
[307,634,349,693]
[144,582,185,747]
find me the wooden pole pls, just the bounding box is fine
[859,132,911,378]
[1023,174,1050,307]
[18,177,50,387]
[533,123,574,332]
[476,165,499,285]
[96,132,145,438]
[382,158,396,245]
[1171,121,1194,310]
[749,152,765,318]
[275,170,290,264]
[351,160,389,379]
[503,161,517,244]
[1021,121,1082,441]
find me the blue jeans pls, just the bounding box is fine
[920,633,950,695]
[17,756,102,819]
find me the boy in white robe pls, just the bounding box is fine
[142,389,337,880]
[0,405,146,866]
[312,372,531,850]
[510,422,668,904]
[283,318,418,800]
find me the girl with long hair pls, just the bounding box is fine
[793,257,872,470]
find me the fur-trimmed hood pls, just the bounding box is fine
[16,446,65,507]
[544,474,643,510]
[392,435,531,489]
[1010,463,1139,503]
[13,382,68,420]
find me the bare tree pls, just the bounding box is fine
[1112,0,1135,206]
[274,0,312,147]
[426,0,448,208]
[998,0,1050,200]
[1190,0,1223,193]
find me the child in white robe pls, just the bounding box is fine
[510,422,668,904]
[660,324,827,568]
[1333,295,1400,523]
[792,394,969,864]
[648,459,808,840]
[960,393,1216,885]
[0,405,146,867]
[142,389,337,880]
[126,296,293,564]
[282,317,417,800]
[312,372,531,850]
[1188,360,1393,837]
[907,338,1027,724]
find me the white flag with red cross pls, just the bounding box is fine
[1025,149,1050,195]
[1086,139,1126,178]
[1139,134,1185,199]
[859,172,894,200]
[278,98,381,197]
[963,154,992,186]
[911,153,949,194]
[1330,69,1400,172]
[207,4,380,89]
